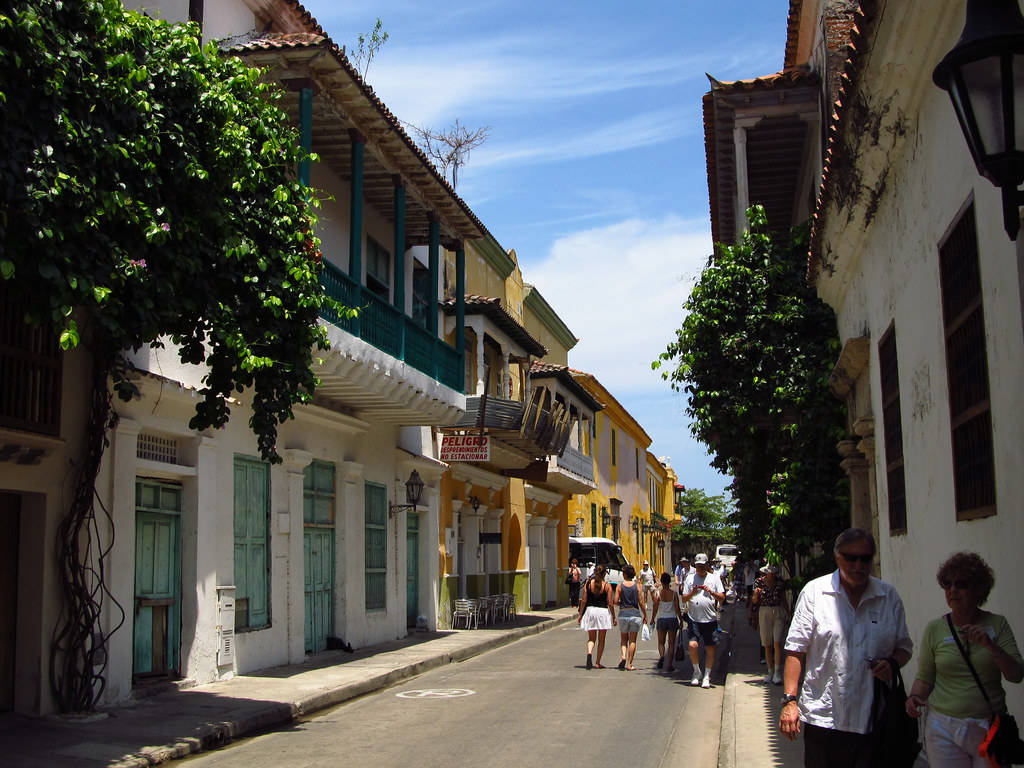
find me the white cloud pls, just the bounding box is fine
[527,215,712,396]
[467,109,690,171]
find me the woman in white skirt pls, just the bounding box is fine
[577,564,615,669]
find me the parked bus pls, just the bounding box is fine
[569,536,628,588]
[715,543,740,570]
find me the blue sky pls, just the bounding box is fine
[302,0,792,495]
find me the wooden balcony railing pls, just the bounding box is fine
[555,444,595,483]
[319,261,463,393]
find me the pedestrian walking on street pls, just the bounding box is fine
[779,527,913,768]
[682,553,725,688]
[615,564,648,670]
[577,563,615,669]
[639,559,657,613]
[906,551,1023,768]
[567,558,582,607]
[674,555,691,591]
[752,563,789,685]
[652,571,683,672]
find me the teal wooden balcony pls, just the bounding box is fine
[319,260,464,394]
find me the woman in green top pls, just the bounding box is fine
[906,552,1023,767]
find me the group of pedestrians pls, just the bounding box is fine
[574,553,725,689]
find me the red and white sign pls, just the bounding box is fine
[439,434,490,462]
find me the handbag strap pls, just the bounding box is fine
[945,613,997,717]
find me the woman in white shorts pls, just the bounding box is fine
[577,564,615,669]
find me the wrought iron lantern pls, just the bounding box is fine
[389,470,424,516]
[933,0,1024,239]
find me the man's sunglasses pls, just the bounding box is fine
[837,552,873,564]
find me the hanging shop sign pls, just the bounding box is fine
[439,434,490,462]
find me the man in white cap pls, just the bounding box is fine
[681,553,725,688]
[638,559,657,612]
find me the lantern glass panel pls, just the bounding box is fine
[963,55,1005,154]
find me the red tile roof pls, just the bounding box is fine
[225,24,489,241]
[441,295,548,357]
[807,1,882,283]
[528,362,604,412]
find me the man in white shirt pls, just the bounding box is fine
[681,553,725,689]
[779,528,912,768]
[638,560,657,612]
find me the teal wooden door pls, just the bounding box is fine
[304,528,333,652]
[406,514,419,627]
[303,461,335,653]
[133,480,181,678]
[234,458,270,630]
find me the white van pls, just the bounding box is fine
[715,544,740,569]
[569,536,627,588]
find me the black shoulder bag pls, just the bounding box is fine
[870,657,921,767]
[947,613,1024,766]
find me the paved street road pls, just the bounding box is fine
[183,622,725,767]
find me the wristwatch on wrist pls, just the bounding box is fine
[780,694,798,705]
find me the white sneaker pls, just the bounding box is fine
[701,672,711,689]
[690,668,702,686]
[772,669,783,685]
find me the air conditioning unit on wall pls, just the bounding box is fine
[216,585,236,666]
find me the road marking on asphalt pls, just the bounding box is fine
[396,688,476,699]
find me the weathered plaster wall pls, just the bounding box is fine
[816,0,1024,715]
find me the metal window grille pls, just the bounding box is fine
[938,204,996,520]
[878,326,907,533]
[137,433,179,464]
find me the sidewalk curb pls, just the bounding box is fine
[718,603,739,768]
[115,614,575,767]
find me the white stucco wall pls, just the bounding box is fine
[816,1,1024,716]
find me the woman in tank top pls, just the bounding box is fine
[615,564,648,670]
[577,564,615,669]
[652,571,684,672]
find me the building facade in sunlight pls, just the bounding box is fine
[1,0,484,714]
[565,372,673,576]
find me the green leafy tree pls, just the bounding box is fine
[671,486,736,556]
[0,0,341,711]
[654,207,848,573]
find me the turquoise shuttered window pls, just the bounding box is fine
[234,456,270,630]
[365,483,387,610]
[304,460,336,524]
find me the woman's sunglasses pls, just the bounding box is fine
[940,579,971,591]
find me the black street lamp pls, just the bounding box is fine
[389,470,424,517]
[933,0,1024,239]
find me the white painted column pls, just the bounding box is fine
[475,323,486,395]
[282,449,313,663]
[499,343,510,399]
[545,519,559,605]
[104,418,139,705]
[184,435,219,682]
[419,484,439,629]
[733,117,761,235]
[337,461,364,646]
